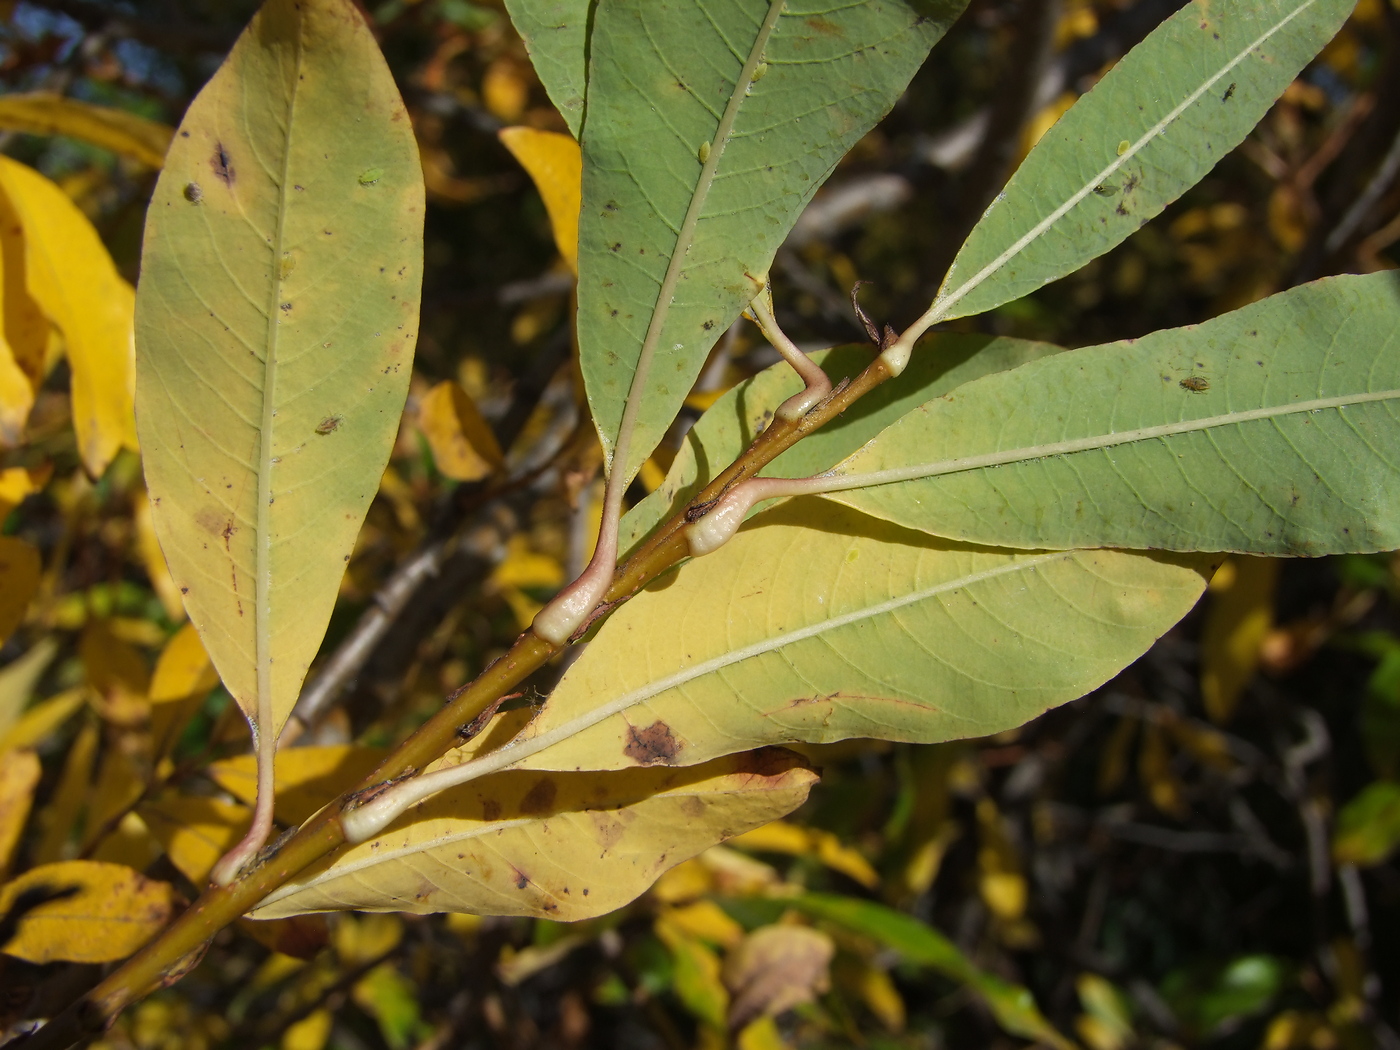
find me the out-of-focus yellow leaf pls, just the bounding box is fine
[1075,973,1135,1050]
[417,379,504,482]
[1201,556,1279,723]
[81,748,145,852]
[498,127,581,273]
[90,810,162,872]
[208,745,388,827]
[150,621,217,702]
[34,720,97,864]
[651,857,714,904]
[496,933,591,986]
[0,156,137,475]
[483,60,529,122]
[334,912,404,965]
[0,536,39,645]
[656,914,729,1031]
[737,1016,789,1050]
[0,860,173,963]
[0,686,84,753]
[255,753,815,922]
[282,1008,332,1050]
[976,798,1027,921]
[723,924,834,1029]
[0,191,50,446]
[489,535,564,591]
[0,93,173,168]
[0,466,44,517]
[0,748,40,874]
[664,899,744,949]
[730,819,879,888]
[81,619,151,727]
[1020,91,1078,158]
[1139,721,1187,819]
[836,958,906,1033]
[0,636,56,738]
[139,794,251,884]
[134,490,185,622]
[352,962,428,1050]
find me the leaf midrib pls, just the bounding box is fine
[909,0,1322,336]
[256,27,305,729]
[826,386,1400,492]
[602,0,784,482]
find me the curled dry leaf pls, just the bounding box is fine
[723,924,835,1029]
[0,860,174,964]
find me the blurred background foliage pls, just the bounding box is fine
[1,0,1400,1047]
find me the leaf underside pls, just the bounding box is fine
[502,0,591,138]
[135,0,424,738]
[834,273,1400,556]
[578,0,965,484]
[933,0,1356,324]
[252,750,816,921]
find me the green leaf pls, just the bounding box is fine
[503,0,591,137]
[912,0,1355,331]
[792,894,1074,1050]
[578,0,964,486]
[619,333,1062,556]
[1333,782,1400,867]
[252,750,815,921]
[490,501,1212,773]
[830,274,1400,556]
[135,0,423,740]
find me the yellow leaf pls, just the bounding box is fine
[723,924,834,1029]
[656,914,730,1030]
[664,899,744,949]
[0,686,85,754]
[498,127,582,273]
[282,1009,332,1050]
[334,912,404,965]
[0,536,39,645]
[0,156,137,475]
[731,819,879,888]
[81,619,151,727]
[1139,720,1187,819]
[34,720,97,863]
[0,465,44,517]
[835,958,906,1033]
[254,751,816,922]
[0,749,40,874]
[417,379,504,481]
[139,794,251,885]
[150,621,218,702]
[0,860,173,963]
[89,810,162,872]
[737,1016,790,1050]
[207,745,389,827]
[651,857,714,904]
[1075,973,1135,1050]
[1201,556,1279,723]
[0,93,173,168]
[81,748,145,852]
[134,490,186,622]
[0,636,55,739]
[0,192,51,446]
[483,60,529,123]
[488,534,564,591]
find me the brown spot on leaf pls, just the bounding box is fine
[624,720,679,765]
[518,777,558,815]
[806,16,842,35]
[481,798,501,822]
[211,143,234,185]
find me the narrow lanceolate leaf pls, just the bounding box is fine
[502,0,591,137]
[135,0,423,740]
[470,501,1212,774]
[0,156,137,475]
[251,750,815,921]
[0,536,40,645]
[831,274,1400,556]
[579,0,965,485]
[913,0,1354,331]
[619,334,1062,555]
[0,93,174,168]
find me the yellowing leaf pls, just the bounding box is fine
[135,0,425,744]
[335,913,405,966]
[139,794,251,884]
[208,745,388,827]
[737,1016,789,1050]
[0,189,51,446]
[0,687,85,753]
[150,621,218,702]
[0,93,173,168]
[498,127,581,273]
[0,465,44,516]
[417,379,504,482]
[731,820,879,889]
[253,750,816,922]
[352,963,428,1050]
[0,155,137,475]
[724,924,834,1029]
[80,748,145,853]
[0,749,40,874]
[839,960,906,1033]
[488,534,564,590]
[0,637,56,739]
[1201,556,1279,723]
[664,899,744,949]
[281,1008,332,1050]
[0,536,39,645]
[34,721,97,864]
[134,490,185,623]
[0,860,173,963]
[656,914,729,1030]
